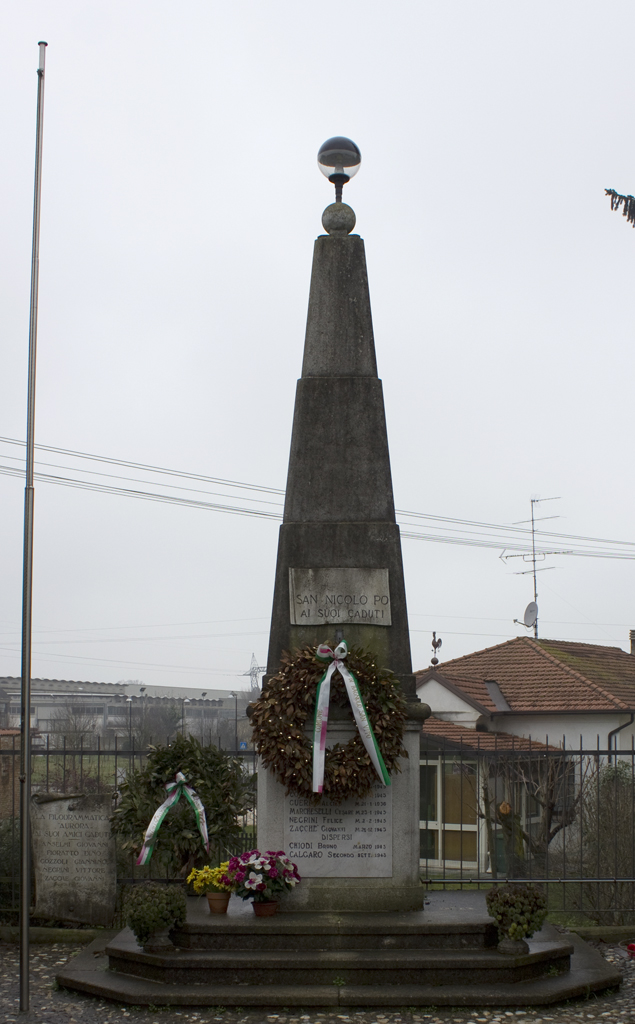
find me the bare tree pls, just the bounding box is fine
[110,701,182,748]
[50,702,100,746]
[463,750,587,877]
[562,760,635,925]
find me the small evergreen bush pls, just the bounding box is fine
[125,882,186,946]
[486,883,547,942]
[111,733,254,876]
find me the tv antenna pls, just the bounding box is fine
[242,653,266,690]
[501,497,569,638]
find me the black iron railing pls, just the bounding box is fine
[419,731,635,922]
[0,735,257,914]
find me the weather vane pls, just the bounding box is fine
[431,632,442,667]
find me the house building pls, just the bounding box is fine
[415,635,635,877]
[416,635,635,750]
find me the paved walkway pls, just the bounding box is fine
[0,937,632,1024]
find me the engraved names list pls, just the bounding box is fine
[284,784,392,877]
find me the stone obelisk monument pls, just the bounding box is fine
[258,138,427,912]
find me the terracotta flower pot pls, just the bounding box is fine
[206,892,231,914]
[252,900,278,917]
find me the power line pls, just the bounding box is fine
[3,435,633,548]
[0,629,269,646]
[409,629,624,642]
[399,529,635,559]
[2,437,635,559]
[0,453,285,508]
[0,465,282,520]
[0,436,285,495]
[1,459,632,558]
[0,615,269,638]
[0,646,264,675]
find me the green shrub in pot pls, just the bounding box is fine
[125,881,186,948]
[486,883,547,946]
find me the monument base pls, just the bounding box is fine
[257,719,421,913]
[278,883,422,913]
[55,892,621,1007]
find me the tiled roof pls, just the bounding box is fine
[421,715,552,751]
[431,674,500,713]
[416,637,635,712]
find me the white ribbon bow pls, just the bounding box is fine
[312,641,390,794]
[136,771,209,866]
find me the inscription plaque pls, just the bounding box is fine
[31,794,116,927]
[284,784,392,877]
[289,567,391,626]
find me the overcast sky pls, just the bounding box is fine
[1,2,635,694]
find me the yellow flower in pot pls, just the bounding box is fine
[187,862,234,914]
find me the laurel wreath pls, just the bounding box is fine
[249,644,408,803]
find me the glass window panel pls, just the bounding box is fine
[443,762,477,825]
[419,828,438,860]
[443,830,477,862]
[420,764,438,821]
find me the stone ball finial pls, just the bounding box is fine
[322,202,356,236]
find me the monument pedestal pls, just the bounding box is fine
[56,891,621,1007]
[257,719,421,912]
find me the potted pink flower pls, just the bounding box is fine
[227,849,301,916]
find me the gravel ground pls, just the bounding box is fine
[0,942,632,1024]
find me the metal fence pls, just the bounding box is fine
[3,731,635,924]
[420,731,635,923]
[0,734,257,915]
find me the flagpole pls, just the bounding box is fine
[20,39,47,1013]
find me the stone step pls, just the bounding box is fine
[106,926,572,987]
[175,899,497,950]
[56,932,621,1007]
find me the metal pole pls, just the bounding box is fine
[20,40,47,1013]
[530,499,538,639]
[126,698,133,748]
[230,692,238,751]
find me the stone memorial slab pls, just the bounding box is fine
[284,783,392,877]
[31,793,116,926]
[288,567,391,626]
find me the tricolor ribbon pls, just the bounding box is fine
[312,641,390,793]
[136,771,210,866]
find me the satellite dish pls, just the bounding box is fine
[523,602,538,628]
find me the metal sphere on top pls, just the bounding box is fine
[318,136,361,203]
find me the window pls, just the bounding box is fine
[419,755,480,870]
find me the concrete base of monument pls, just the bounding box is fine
[55,892,621,1007]
[277,882,423,912]
[258,719,422,913]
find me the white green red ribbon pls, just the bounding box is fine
[136,771,209,866]
[313,641,390,793]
